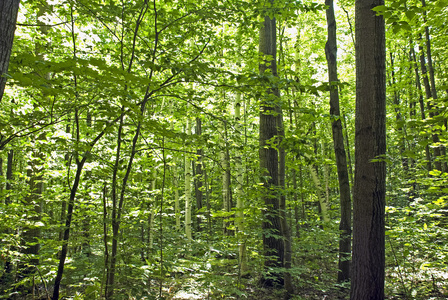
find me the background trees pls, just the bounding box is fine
[1,0,448,299]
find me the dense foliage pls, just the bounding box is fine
[1,0,448,299]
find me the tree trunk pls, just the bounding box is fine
[235,91,248,274]
[419,41,441,171]
[351,0,386,298]
[308,165,330,223]
[0,0,20,102]
[258,8,284,287]
[325,0,352,283]
[410,45,432,171]
[194,117,203,232]
[185,119,192,241]
[278,105,293,295]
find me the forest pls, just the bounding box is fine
[0,0,448,299]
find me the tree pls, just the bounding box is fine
[351,0,386,298]
[325,0,352,283]
[258,4,284,287]
[0,0,20,102]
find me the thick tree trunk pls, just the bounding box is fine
[325,0,352,283]
[351,0,386,298]
[0,0,20,102]
[258,10,284,287]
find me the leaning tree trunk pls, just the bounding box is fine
[351,0,386,299]
[0,0,20,102]
[325,0,352,283]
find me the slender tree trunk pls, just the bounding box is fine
[173,157,181,230]
[278,106,293,295]
[53,155,90,299]
[102,184,109,293]
[235,91,248,274]
[106,110,124,300]
[221,118,232,235]
[185,119,192,241]
[410,45,432,171]
[421,0,447,172]
[194,117,203,232]
[308,165,330,223]
[6,150,13,205]
[59,119,70,242]
[351,0,386,298]
[325,0,352,283]
[419,41,441,171]
[149,168,157,252]
[0,0,20,102]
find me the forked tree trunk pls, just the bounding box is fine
[324,0,352,283]
[351,0,386,298]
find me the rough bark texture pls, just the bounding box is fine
[325,0,352,283]
[259,12,284,287]
[0,0,20,102]
[351,0,386,299]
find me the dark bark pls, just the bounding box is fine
[351,0,386,298]
[0,0,20,102]
[419,40,441,171]
[53,156,89,299]
[258,11,284,287]
[106,110,124,300]
[421,0,447,172]
[325,0,352,283]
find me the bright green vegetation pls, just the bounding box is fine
[1,0,448,299]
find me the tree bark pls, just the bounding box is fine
[325,0,352,283]
[351,0,386,298]
[258,9,284,287]
[0,0,20,102]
